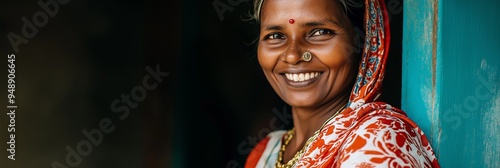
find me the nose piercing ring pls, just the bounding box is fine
[302,51,312,62]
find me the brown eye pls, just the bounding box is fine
[308,29,336,42]
[266,33,285,40]
[311,29,334,36]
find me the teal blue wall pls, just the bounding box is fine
[403,0,500,167]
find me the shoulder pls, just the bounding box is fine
[357,112,419,137]
[341,113,418,154]
[338,112,439,167]
[245,130,286,168]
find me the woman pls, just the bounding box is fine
[245,0,440,167]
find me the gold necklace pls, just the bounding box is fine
[275,104,347,168]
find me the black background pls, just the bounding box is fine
[0,0,402,167]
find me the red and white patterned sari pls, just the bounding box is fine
[245,0,440,167]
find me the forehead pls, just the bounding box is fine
[260,0,345,25]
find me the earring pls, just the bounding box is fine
[302,51,312,62]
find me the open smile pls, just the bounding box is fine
[280,71,324,87]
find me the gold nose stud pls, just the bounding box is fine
[302,51,312,62]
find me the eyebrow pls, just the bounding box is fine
[301,19,341,28]
[263,24,284,31]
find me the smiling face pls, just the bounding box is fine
[258,0,359,108]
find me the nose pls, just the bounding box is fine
[281,40,305,65]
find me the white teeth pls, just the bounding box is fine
[284,72,321,82]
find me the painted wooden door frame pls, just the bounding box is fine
[403,0,500,167]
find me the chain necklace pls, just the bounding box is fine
[275,104,347,168]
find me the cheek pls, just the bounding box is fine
[312,39,357,89]
[257,45,279,72]
[314,43,353,69]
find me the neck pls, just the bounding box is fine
[290,92,349,149]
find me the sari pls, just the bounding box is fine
[245,0,440,167]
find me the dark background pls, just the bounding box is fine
[0,0,402,167]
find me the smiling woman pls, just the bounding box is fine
[245,0,440,167]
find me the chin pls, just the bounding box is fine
[281,92,324,108]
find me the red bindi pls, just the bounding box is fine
[288,19,295,24]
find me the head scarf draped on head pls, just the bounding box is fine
[348,0,389,108]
